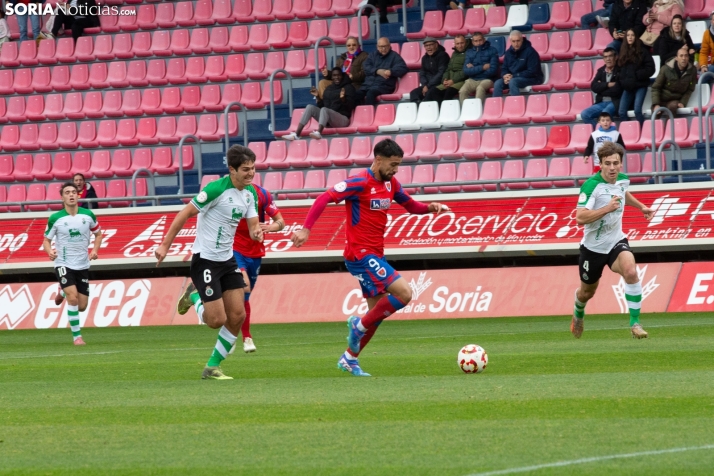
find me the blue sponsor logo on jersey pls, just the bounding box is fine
[370,198,391,210]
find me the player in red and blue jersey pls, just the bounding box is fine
[231,184,284,353]
[292,139,449,377]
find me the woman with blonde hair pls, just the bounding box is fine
[652,14,695,66]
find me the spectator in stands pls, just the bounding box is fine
[652,15,695,66]
[316,37,368,100]
[608,0,648,51]
[410,37,449,104]
[581,0,615,29]
[0,11,10,53]
[355,37,408,106]
[46,0,100,42]
[581,47,622,126]
[651,47,696,119]
[460,32,499,103]
[363,0,400,24]
[16,0,42,41]
[73,173,98,209]
[699,12,714,79]
[583,112,626,172]
[641,0,683,41]
[493,0,528,6]
[424,35,469,104]
[283,68,357,141]
[492,30,543,98]
[617,29,655,125]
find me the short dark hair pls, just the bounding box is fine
[226,145,256,170]
[373,138,404,159]
[602,47,617,56]
[471,32,484,39]
[61,182,78,195]
[331,67,343,76]
[597,142,624,162]
[73,173,86,181]
[598,111,612,120]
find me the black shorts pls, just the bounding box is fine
[578,238,632,285]
[190,253,246,303]
[54,266,90,296]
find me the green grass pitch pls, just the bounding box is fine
[1,313,713,475]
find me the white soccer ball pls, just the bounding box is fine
[458,344,488,374]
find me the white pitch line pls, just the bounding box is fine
[466,444,714,476]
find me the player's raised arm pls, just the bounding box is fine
[625,191,654,221]
[155,204,200,266]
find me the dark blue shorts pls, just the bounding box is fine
[345,254,401,298]
[233,251,261,292]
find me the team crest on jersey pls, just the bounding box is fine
[370,199,391,210]
[197,191,208,203]
[385,182,391,192]
[334,181,347,192]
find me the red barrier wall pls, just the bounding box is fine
[1,261,698,331]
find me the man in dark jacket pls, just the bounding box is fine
[410,37,449,104]
[356,37,408,106]
[283,68,357,141]
[73,173,98,209]
[651,47,697,119]
[424,34,468,104]
[48,0,101,42]
[493,31,543,97]
[607,0,648,51]
[580,47,622,126]
[460,32,499,103]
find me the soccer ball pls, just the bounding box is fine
[458,344,488,374]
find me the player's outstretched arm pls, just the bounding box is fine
[576,196,621,225]
[260,212,285,233]
[625,191,654,221]
[42,237,57,261]
[155,204,199,266]
[247,216,264,242]
[291,191,331,248]
[89,230,103,260]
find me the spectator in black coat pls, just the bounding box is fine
[617,29,655,125]
[355,37,408,106]
[410,37,449,104]
[47,0,100,42]
[74,173,98,209]
[283,68,357,141]
[652,15,695,65]
[608,0,649,51]
[580,47,622,126]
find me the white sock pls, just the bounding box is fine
[343,351,357,361]
[216,326,238,359]
[196,302,205,324]
[356,320,368,333]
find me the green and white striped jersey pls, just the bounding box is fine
[44,208,100,270]
[190,176,258,262]
[576,173,629,254]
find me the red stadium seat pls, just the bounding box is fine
[137,4,158,30]
[209,27,230,53]
[0,70,12,95]
[116,119,138,146]
[532,125,570,156]
[413,132,437,160]
[326,169,348,190]
[262,172,283,193]
[106,179,130,208]
[83,92,104,119]
[150,30,172,57]
[7,96,27,123]
[78,121,99,148]
[503,160,526,190]
[528,33,551,61]
[406,11,444,39]
[137,118,159,145]
[166,58,187,85]
[156,117,178,144]
[170,29,191,56]
[527,159,551,189]
[248,24,269,51]
[85,62,106,89]
[485,6,507,33]
[265,51,286,76]
[639,120,665,149]
[268,23,290,49]
[96,120,118,147]
[285,140,310,168]
[0,42,19,67]
[250,141,268,169]
[58,122,79,149]
[424,162,457,194]
[570,0,592,28]
[37,39,57,65]
[72,152,92,176]
[38,123,59,152]
[12,68,32,94]
[347,137,372,165]
[156,3,176,28]
[205,56,228,82]
[549,157,574,187]
[551,1,575,29]
[190,28,211,55]
[379,73,418,101]
[12,154,34,181]
[213,0,235,23]
[233,0,254,22]
[0,125,21,151]
[6,184,26,212]
[26,183,48,211]
[52,152,74,180]
[591,28,612,56]
[479,129,503,159]
[457,162,481,192]
[175,1,196,27]
[229,25,250,52]
[194,0,214,25]
[125,60,147,87]
[304,170,326,198]
[571,61,595,89]
[181,86,203,113]
[56,38,76,63]
[265,141,288,169]
[89,151,113,178]
[111,149,134,177]
[44,94,64,120]
[31,66,52,93]
[244,53,267,80]
[104,61,127,89]
[18,40,38,66]
[101,91,123,118]
[619,121,645,151]
[480,161,502,191]
[118,6,138,31]
[400,42,423,70]
[321,137,351,167]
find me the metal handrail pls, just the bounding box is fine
[177,134,202,195]
[313,36,338,87]
[420,0,424,19]
[356,5,381,48]
[703,102,714,171]
[650,107,678,184]
[696,72,714,143]
[400,0,407,37]
[6,169,714,212]
[130,168,156,207]
[269,69,294,136]
[223,101,248,151]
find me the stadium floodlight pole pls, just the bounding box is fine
[131,168,156,207]
[176,134,202,195]
[223,101,248,153]
[696,72,714,143]
[704,102,714,171]
[356,4,381,49]
[651,106,677,185]
[269,69,294,137]
[312,37,337,88]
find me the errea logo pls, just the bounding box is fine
[0,285,35,330]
